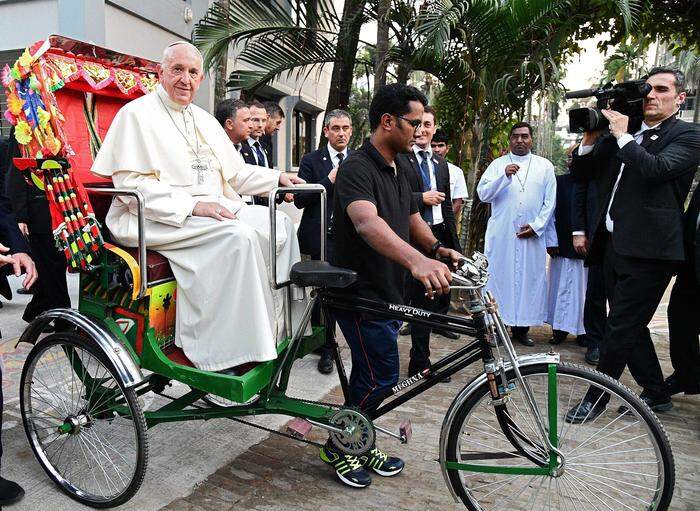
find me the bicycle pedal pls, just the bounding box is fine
[399,419,412,444]
[286,417,312,439]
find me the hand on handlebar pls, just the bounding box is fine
[279,173,306,202]
[411,256,452,300]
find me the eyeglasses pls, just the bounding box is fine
[395,115,422,130]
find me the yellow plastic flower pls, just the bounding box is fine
[18,49,34,69]
[7,93,23,115]
[37,107,51,129]
[15,121,33,145]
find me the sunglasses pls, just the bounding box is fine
[395,115,422,130]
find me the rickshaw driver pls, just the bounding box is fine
[319,83,463,488]
[91,41,305,373]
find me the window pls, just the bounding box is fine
[0,50,21,138]
[292,109,312,167]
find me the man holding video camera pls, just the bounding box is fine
[566,67,700,421]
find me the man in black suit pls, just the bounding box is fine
[666,182,700,396]
[260,101,285,165]
[566,67,700,422]
[571,152,605,365]
[242,101,274,206]
[294,109,352,374]
[397,105,461,377]
[0,187,36,505]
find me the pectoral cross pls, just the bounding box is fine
[192,159,209,184]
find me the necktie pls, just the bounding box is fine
[253,141,266,167]
[337,152,344,165]
[418,151,433,225]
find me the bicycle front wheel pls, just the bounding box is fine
[443,362,674,510]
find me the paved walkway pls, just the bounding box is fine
[163,294,700,511]
[1,275,698,510]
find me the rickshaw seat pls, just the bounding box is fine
[122,247,174,283]
[290,260,357,289]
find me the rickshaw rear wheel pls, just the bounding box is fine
[20,331,148,508]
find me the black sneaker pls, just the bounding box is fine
[0,477,25,505]
[359,447,405,477]
[319,445,372,488]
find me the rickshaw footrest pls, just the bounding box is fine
[287,417,313,439]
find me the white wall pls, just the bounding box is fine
[0,0,59,51]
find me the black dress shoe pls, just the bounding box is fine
[0,477,25,505]
[16,287,33,295]
[317,351,334,374]
[576,335,588,347]
[399,324,411,336]
[434,329,460,340]
[565,399,606,424]
[585,346,600,365]
[513,336,535,347]
[549,330,568,345]
[618,394,673,415]
[665,373,700,396]
[441,375,452,383]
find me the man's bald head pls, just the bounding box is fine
[158,41,204,106]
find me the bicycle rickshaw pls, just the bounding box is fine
[5,36,675,510]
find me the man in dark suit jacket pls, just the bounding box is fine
[259,101,285,165]
[5,132,70,322]
[0,187,36,505]
[397,105,461,377]
[245,100,275,206]
[666,182,700,396]
[294,109,353,374]
[571,152,605,365]
[566,67,700,422]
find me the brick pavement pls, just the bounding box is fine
[162,324,700,511]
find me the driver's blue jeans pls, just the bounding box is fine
[335,310,401,416]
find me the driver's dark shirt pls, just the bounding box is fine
[333,139,418,304]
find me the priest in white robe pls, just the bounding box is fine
[545,173,587,344]
[477,122,556,346]
[91,41,304,372]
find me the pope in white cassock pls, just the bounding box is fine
[91,42,304,372]
[477,122,556,346]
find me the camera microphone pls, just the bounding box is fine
[565,88,596,99]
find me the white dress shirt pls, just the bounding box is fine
[326,143,348,167]
[413,145,443,225]
[577,121,659,233]
[247,136,269,167]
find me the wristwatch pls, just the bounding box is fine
[429,240,444,258]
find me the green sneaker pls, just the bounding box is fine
[359,447,405,477]
[319,445,372,488]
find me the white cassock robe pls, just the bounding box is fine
[477,152,556,327]
[544,218,587,335]
[91,85,300,371]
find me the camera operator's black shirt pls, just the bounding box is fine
[333,139,418,304]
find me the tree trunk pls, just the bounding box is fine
[213,0,230,104]
[374,0,390,91]
[319,0,365,148]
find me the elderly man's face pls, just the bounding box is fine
[159,45,204,106]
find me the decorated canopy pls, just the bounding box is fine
[2,35,160,270]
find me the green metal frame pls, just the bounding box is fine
[444,363,559,476]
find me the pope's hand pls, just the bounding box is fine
[193,201,236,221]
[601,108,629,139]
[279,173,306,202]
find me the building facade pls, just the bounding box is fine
[0,0,332,171]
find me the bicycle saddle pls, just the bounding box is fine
[290,260,357,289]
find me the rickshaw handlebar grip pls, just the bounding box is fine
[267,184,327,291]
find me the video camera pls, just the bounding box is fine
[565,79,652,133]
